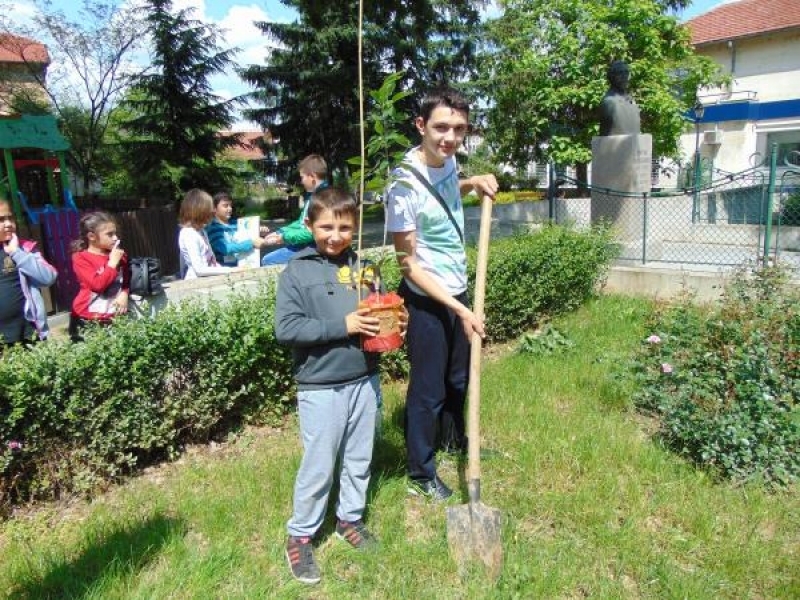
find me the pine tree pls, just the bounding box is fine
[121,0,238,199]
[240,0,485,179]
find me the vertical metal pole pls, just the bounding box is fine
[57,152,70,208]
[692,121,701,223]
[762,143,778,261]
[642,192,648,264]
[547,161,555,222]
[45,154,59,207]
[3,148,21,221]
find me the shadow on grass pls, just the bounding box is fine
[10,514,185,600]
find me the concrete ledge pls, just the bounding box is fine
[604,265,729,303]
[604,263,799,303]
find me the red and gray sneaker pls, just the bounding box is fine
[335,519,378,550]
[285,535,321,584]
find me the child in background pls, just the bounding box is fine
[261,154,329,266]
[275,187,397,585]
[205,191,268,267]
[0,199,57,346]
[178,189,235,279]
[70,211,130,341]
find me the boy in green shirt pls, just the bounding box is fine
[261,154,329,266]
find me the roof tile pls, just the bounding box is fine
[688,0,800,45]
[0,34,50,64]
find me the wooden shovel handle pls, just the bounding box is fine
[467,194,492,488]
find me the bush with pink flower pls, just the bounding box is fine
[630,264,800,487]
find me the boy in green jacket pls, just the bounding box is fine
[261,154,329,266]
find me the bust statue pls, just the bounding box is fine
[598,60,641,136]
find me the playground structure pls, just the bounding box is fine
[0,114,81,309]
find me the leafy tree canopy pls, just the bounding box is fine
[0,0,147,192]
[241,0,486,180]
[478,0,723,171]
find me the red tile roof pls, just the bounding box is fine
[220,131,273,161]
[0,34,50,64]
[688,0,800,45]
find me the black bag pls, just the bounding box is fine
[129,257,164,297]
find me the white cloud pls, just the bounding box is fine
[217,5,271,68]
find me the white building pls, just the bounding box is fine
[684,0,800,175]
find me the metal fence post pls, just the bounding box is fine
[547,161,555,222]
[763,143,778,261]
[641,192,648,264]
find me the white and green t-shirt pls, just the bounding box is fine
[386,148,466,296]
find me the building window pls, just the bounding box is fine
[766,130,800,165]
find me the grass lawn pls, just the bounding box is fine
[1,295,797,599]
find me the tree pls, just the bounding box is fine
[477,0,723,174]
[120,0,239,199]
[240,1,486,180]
[0,0,147,194]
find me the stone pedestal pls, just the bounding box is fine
[591,134,652,241]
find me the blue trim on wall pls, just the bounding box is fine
[691,99,800,123]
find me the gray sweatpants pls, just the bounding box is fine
[287,374,379,537]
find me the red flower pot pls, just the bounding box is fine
[359,291,404,353]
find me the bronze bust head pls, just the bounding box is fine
[598,60,641,136]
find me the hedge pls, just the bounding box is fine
[1,281,294,509]
[1,224,618,511]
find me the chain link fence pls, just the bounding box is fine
[551,147,800,274]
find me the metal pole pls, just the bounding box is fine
[642,192,648,264]
[3,148,21,222]
[692,120,701,223]
[762,143,778,261]
[547,161,555,222]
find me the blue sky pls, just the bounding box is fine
[14,0,736,129]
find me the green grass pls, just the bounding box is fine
[1,295,798,599]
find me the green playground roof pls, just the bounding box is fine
[0,114,69,151]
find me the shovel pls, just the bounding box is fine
[446,194,503,579]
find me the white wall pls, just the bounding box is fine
[684,29,800,177]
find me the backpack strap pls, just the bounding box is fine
[404,163,464,244]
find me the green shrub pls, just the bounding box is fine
[779,190,800,226]
[367,223,617,346]
[0,282,294,506]
[1,225,619,510]
[630,265,800,486]
[480,223,618,341]
[493,190,543,205]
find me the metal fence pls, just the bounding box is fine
[551,145,800,273]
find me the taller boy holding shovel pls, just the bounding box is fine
[386,86,497,500]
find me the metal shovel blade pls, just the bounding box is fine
[446,495,503,579]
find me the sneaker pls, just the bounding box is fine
[285,535,321,584]
[335,519,378,550]
[407,475,453,501]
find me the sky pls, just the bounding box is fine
[10,0,738,130]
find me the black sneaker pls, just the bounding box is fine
[407,475,453,501]
[285,535,321,584]
[335,519,378,550]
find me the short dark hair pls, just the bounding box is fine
[307,187,358,224]
[419,86,471,123]
[212,191,232,207]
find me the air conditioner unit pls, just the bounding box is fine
[704,130,723,145]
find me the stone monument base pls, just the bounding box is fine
[591,134,652,241]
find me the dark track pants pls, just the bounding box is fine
[400,281,469,482]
